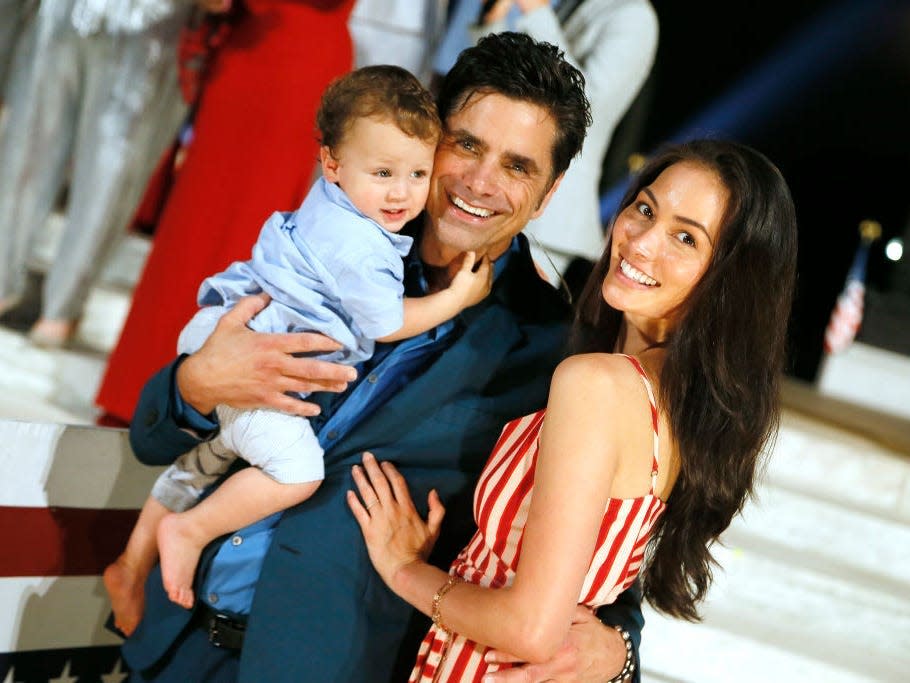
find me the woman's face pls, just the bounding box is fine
[601,161,729,337]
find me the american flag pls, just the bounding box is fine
[823,220,881,355]
[0,421,162,683]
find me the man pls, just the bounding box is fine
[122,32,644,682]
[433,0,659,285]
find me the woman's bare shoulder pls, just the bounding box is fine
[553,353,647,387]
[550,353,651,413]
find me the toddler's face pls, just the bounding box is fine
[322,116,437,233]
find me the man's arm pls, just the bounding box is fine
[475,550,643,683]
[483,603,638,682]
[598,583,644,679]
[176,294,355,414]
[129,294,356,464]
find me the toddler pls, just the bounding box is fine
[104,65,491,635]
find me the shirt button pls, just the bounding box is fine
[208,593,218,604]
[326,430,338,440]
[231,535,243,546]
[367,373,379,384]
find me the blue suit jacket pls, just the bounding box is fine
[122,234,644,682]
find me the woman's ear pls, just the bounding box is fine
[320,146,340,182]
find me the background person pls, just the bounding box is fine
[95,0,356,423]
[0,0,191,344]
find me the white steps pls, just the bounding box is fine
[27,211,151,354]
[640,411,910,683]
[0,212,151,423]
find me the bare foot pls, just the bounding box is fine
[28,318,75,349]
[103,556,146,637]
[157,513,206,609]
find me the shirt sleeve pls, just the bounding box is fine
[334,255,405,339]
[129,355,218,466]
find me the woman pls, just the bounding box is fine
[347,139,798,681]
[95,0,355,421]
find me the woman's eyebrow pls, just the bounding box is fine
[644,186,714,245]
[643,187,659,208]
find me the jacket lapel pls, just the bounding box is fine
[333,298,522,458]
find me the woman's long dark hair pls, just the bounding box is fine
[572,139,798,620]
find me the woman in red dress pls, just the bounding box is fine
[97,0,355,422]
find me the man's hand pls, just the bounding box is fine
[483,606,629,682]
[176,294,357,416]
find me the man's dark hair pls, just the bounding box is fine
[437,31,592,181]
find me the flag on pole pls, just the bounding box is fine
[823,220,881,354]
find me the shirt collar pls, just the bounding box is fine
[404,227,520,296]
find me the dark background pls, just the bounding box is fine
[601,0,910,381]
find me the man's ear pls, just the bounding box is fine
[320,146,340,182]
[530,173,564,220]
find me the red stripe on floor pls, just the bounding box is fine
[0,506,138,577]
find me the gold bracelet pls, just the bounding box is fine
[431,574,461,634]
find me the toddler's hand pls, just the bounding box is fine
[449,251,493,309]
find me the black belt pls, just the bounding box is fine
[196,603,247,650]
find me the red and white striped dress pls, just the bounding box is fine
[410,355,667,682]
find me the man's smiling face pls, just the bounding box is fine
[420,91,563,266]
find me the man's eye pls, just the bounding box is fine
[509,163,527,174]
[459,139,475,151]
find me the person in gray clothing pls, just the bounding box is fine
[0,0,190,346]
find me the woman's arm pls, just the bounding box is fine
[350,353,643,663]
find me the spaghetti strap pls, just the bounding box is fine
[619,354,660,495]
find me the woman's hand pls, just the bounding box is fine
[347,452,445,590]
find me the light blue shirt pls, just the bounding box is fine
[195,238,521,616]
[197,176,413,365]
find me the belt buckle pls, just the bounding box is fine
[207,612,244,649]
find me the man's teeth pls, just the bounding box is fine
[452,195,493,217]
[620,259,658,286]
